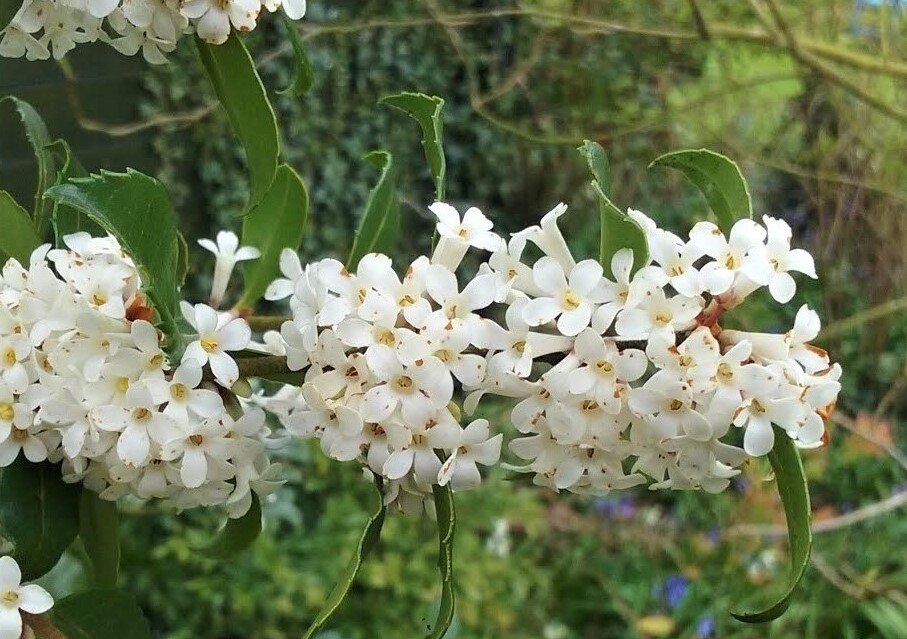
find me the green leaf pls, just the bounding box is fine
[0,191,40,263]
[1,96,55,235]
[731,426,812,623]
[239,164,309,308]
[1,0,22,31]
[426,484,456,639]
[204,493,262,559]
[0,459,80,581]
[346,151,398,271]
[45,169,183,356]
[53,589,151,639]
[303,480,387,639]
[578,141,649,276]
[176,231,190,286]
[649,148,753,230]
[196,34,280,209]
[79,491,120,589]
[47,139,104,245]
[381,92,446,201]
[278,14,315,97]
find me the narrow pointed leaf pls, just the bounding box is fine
[0,191,40,263]
[578,141,648,276]
[381,93,446,201]
[426,484,456,639]
[79,490,120,589]
[303,480,386,639]
[649,149,752,230]
[278,14,315,97]
[45,169,183,356]
[731,426,812,623]
[53,589,151,639]
[347,151,397,271]
[47,139,104,244]
[239,163,309,307]
[204,493,262,559]
[197,34,280,209]
[1,96,55,234]
[0,459,81,580]
[176,231,190,286]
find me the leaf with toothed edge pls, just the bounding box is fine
[278,14,315,97]
[45,169,183,357]
[426,483,456,639]
[731,426,812,623]
[381,92,446,201]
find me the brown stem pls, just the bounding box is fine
[21,613,68,639]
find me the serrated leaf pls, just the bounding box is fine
[732,426,812,623]
[46,139,104,245]
[278,14,315,97]
[79,491,120,589]
[44,169,183,356]
[176,231,190,286]
[197,34,280,209]
[303,480,386,639]
[239,164,308,307]
[426,484,456,639]
[0,191,40,263]
[53,589,151,639]
[0,459,80,581]
[649,148,752,230]
[347,151,397,271]
[1,0,22,31]
[204,493,262,559]
[381,92,446,201]
[1,96,55,234]
[578,141,648,276]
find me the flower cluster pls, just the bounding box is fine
[0,0,306,63]
[0,233,277,518]
[263,201,840,506]
[0,556,54,639]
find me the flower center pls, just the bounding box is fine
[434,349,452,363]
[678,355,693,367]
[1,590,18,606]
[132,407,152,423]
[2,348,16,366]
[595,359,614,374]
[669,399,684,411]
[376,328,395,346]
[115,377,130,394]
[357,287,368,303]
[0,403,13,421]
[189,434,204,447]
[581,399,599,411]
[11,427,28,442]
[393,375,414,392]
[717,362,733,381]
[669,265,684,276]
[398,294,416,307]
[171,383,188,401]
[200,337,219,353]
[456,226,469,239]
[654,310,673,325]
[769,258,781,272]
[751,399,766,413]
[91,292,108,306]
[724,253,739,269]
[512,340,526,353]
[562,290,581,310]
[149,353,164,368]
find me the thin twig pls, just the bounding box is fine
[832,412,907,473]
[818,296,907,340]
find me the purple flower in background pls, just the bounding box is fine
[696,615,716,638]
[593,495,638,520]
[663,575,690,610]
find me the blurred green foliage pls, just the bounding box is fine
[34,0,907,637]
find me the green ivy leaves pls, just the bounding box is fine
[347,151,398,271]
[239,164,309,307]
[732,427,813,623]
[0,459,81,581]
[650,149,753,230]
[45,169,184,356]
[578,141,649,276]
[197,34,280,210]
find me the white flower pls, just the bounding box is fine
[523,257,607,336]
[615,288,703,340]
[180,0,261,45]
[743,215,817,303]
[181,303,251,387]
[629,370,712,440]
[0,556,54,639]
[480,297,572,378]
[733,386,806,456]
[689,219,767,295]
[423,265,496,333]
[362,350,453,426]
[198,231,261,308]
[147,360,224,422]
[92,381,178,465]
[590,249,658,333]
[516,203,576,272]
[786,305,829,373]
[647,230,703,297]
[162,416,234,488]
[437,419,502,489]
[429,203,503,269]
[264,248,303,302]
[569,329,646,411]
